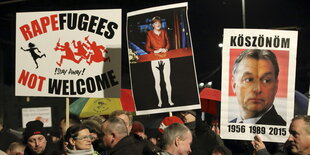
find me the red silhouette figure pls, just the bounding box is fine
[72,40,90,60]
[54,39,83,67]
[84,36,110,65]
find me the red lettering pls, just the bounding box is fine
[40,16,50,33]
[50,14,59,31]
[28,74,37,89]
[31,20,43,37]
[18,69,30,85]
[37,76,46,91]
[19,25,33,41]
[17,70,46,91]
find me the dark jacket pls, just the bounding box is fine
[108,134,156,155]
[190,122,225,155]
[24,140,62,155]
[0,128,21,152]
[256,106,286,126]
[230,106,286,126]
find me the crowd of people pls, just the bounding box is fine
[0,110,310,155]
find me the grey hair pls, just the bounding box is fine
[110,110,133,126]
[292,115,310,134]
[161,123,191,150]
[103,117,128,137]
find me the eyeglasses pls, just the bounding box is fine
[73,135,94,141]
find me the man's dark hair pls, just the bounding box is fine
[292,115,310,134]
[232,49,279,79]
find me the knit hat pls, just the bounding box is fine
[23,120,47,142]
[158,116,184,133]
[131,121,145,133]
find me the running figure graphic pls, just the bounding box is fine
[54,39,83,67]
[84,36,110,65]
[72,40,90,59]
[21,42,46,69]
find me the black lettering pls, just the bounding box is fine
[107,70,119,86]
[48,78,62,95]
[245,36,251,46]
[86,77,96,93]
[237,34,244,46]
[252,36,257,47]
[95,73,110,90]
[70,80,77,95]
[63,80,69,95]
[265,37,272,47]
[78,14,89,31]
[105,22,118,39]
[281,38,290,48]
[230,36,237,46]
[58,13,66,30]
[258,35,264,47]
[96,18,108,36]
[76,79,86,94]
[88,16,99,33]
[67,13,77,30]
[273,36,280,48]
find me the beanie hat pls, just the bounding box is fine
[23,120,47,142]
[131,121,145,133]
[158,116,184,133]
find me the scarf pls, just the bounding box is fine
[65,147,97,155]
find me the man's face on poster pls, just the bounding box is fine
[232,57,278,119]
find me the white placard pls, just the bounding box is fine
[22,107,52,128]
[16,9,122,98]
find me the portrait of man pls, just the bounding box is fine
[229,49,286,126]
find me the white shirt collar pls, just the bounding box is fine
[237,105,274,124]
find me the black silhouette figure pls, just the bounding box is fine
[156,60,170,107]
[21,42,46,69]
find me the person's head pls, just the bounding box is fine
[60,113,81,137]
[6,142,25,155]
[64,124,93,150]
[28,42,35,48]
[231,49,279,119]
[23,120,47,154]
[110,110,133,134]
[287,115,310,155]
[151,16,162,30]
[131,121,146,139]
[161,123,192,155]
[101,117,128,149]
[82,119,102,142]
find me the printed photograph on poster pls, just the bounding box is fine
[15,9,122,98]
[22,107,52,128]
[220,29,298,143]
[127,2,200,115]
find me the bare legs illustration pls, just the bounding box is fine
[151,59,174,107]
